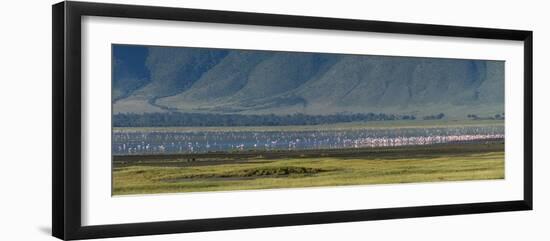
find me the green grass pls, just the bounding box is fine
[113,143,504,195]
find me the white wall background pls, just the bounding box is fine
[0,0,547,240]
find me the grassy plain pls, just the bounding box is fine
[113,141,504,195]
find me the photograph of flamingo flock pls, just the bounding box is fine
[111,44,505,195]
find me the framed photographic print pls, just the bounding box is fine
[52,1,533,240]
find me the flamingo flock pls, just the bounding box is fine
[112,126,504,155]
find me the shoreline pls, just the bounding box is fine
[112,119,504,133]
[113,140,504,167]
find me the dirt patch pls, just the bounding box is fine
[162,166,331,182]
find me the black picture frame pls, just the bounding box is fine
[52,1,533,240]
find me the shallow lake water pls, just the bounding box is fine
[112,124,504,155]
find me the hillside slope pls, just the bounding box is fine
[113,47,504,119]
